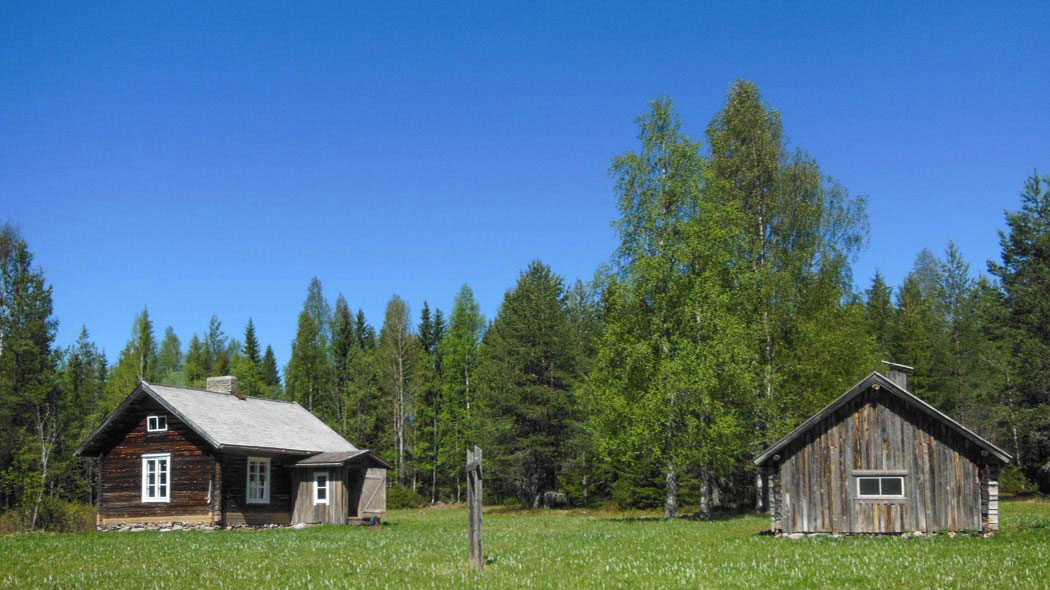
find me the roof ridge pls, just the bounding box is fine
[144,381,300,405]
[754,371,1011,465]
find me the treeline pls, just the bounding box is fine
[1,81,1048,528]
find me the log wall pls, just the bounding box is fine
[220,451,297,526]
[98,397,214,522]
[773,385,989,534]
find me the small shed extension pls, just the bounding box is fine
[754,368,1011,534]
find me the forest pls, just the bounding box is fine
[1,80,1048,529]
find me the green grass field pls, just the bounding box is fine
[3,499,1050,589]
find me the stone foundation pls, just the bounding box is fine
[98,521,290,532]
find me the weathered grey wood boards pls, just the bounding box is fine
[755,371,1010,535]
[466,445,483,569]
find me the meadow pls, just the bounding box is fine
[2,499,1049,589]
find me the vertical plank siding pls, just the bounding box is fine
[291,467,352,524]
[98,397,214,521]
[774,386,989,534]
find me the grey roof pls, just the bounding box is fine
[754,372,1012,465]
[292,450,393,469]
[77,381,355,455]
[295,450,369,465]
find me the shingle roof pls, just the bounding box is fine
[753,371,1012,466]
[76,381,355,455]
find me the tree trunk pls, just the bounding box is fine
[664,462,677,519]
[698,471,711,520]
[755,471,765,512]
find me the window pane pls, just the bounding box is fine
[858,478,880,496]
[881,477,903,496]
[159,485,166,497]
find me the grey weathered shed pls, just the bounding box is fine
[755,370,1010,534]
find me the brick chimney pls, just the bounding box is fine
[881,361,913,391]
[205,376,240,397]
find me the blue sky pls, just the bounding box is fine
[2,2,1047,367]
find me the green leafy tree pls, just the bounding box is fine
[438,285,485,501]
[589,98,755,518]
[378,295,415,485]
[705,80,870,444]
[156,326,182,384]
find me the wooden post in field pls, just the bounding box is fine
[466,445,483,570]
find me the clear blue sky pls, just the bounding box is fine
[2,2,1047,368]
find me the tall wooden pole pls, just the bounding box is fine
[466,445,483,569]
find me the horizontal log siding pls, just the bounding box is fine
[220,452,298,526]
[99,397,213,520]
[777,386,984,534]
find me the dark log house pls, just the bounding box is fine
[76,376,391,527]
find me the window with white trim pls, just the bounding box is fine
[246,457,271,504]
[142,453,171,502]
[147,415,167,432]
[313,471,330,505]
[857,476,904,498]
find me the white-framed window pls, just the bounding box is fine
[313,471,330,505]
[857,476,904,498]
[147,415,167,432]
[246,457,271,504]
[142,453,171,502]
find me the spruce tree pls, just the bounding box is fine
[243,319,261,365]
[156,326,182,384]
[260,345,282,397]
[0,225,61,524]
[477,261,578,507]
[104,308,158,409]
[988,172,1050,490]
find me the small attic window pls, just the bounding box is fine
[147,415,167,432]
